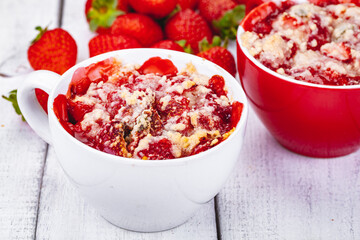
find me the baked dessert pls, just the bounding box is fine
[53,57,243,160]
[241,1,360,85]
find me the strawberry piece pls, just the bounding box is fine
[178,0,198,9]
[191,136,214,155]
[137,138,175,160]
[208,75,227,97]
[320,42,352,62]
[67,67,91,98]
[53,94,74,135]
[86,58,115,82]
[53,94,69,122]
[67,101,94,124]
[85,0,128,33]
[281,14,301,28]
[95,122,129,157]
[35,88,49,114]
[197,46,236,76]
[231,101,243,128]
[162,96,190,118]
[27,27,77,75]
[165,9,213,53]
[88,34,141,57]
[306,15,330,50]
[138,57,178,76]
[214,104,232,125]
[151,40,185,52]
[128,0,177,19]
[244,1,295,33]
[110,13,164,47]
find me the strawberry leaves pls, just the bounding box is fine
[87,0,124,32]
[213,4,245,40]
[2,90,25,121]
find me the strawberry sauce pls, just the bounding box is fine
[54,57,243,160]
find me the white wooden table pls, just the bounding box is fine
[1,0,360,239]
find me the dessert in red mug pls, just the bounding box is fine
[241,1,360,86]
[53,57,243,160]
[237,0,360,158]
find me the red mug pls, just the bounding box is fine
[237,0,360,157]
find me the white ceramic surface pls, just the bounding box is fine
[17,48,249,232]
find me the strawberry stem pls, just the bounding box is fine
[2,89,25,121]
[198,36,223,52]
[176,40,193,54]
[31,26,48,45]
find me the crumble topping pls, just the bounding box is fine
[241,2,360,85]
[54,57,243,160]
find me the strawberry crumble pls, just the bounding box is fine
[53,57,243,160]
[241,2,360,86]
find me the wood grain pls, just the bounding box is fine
[216,108,360,240]
[0,1,60,239]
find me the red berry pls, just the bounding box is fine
[111,13,164,47]
[197,46,236,76]
[85,0,129,33]
[27,27,77,75]
[198,0,245,39]
[151,40,184,52]
[128,0,177,18]
[88,34,141,57]
[177,0,198,9]
[165,9,213,53]
[199,0,237,22]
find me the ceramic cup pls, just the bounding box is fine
[237,0,360,158]
[18,48,248,232]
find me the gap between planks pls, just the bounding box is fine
[33,0,64,239]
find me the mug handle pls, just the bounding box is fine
[18,70,61,145]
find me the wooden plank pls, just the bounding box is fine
[34,0,218,238]
[216,108,360,240]
[0,1,61,239]
[36,147,218,239]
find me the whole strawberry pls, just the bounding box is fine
[165,9,212,53]
[177,0,198,9]
[89,34,142,57]
[27,26,77,75]
[128,0,177,19]
[151,40,185,52]
[198,0,245,39]
[111,13,164,47]
[197,37,236,76]
[85,0,128,34]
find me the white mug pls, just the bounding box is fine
[17,48,248,232]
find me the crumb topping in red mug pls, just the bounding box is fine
[53,57,243,160]
[241,2,360,86]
